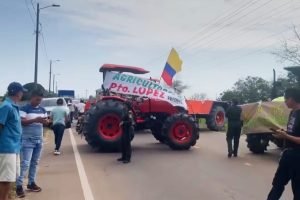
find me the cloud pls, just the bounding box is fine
[45,0,300,55]
[35,0,300,98]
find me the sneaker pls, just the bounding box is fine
[16,185,25,198]
[27,182,42,192]
[54,150,61,155]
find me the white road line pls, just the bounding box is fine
[69,129,95,200]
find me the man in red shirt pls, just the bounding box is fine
[84,96,97,112]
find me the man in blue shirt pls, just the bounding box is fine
[0,82,26,200]
[16,90,48,198]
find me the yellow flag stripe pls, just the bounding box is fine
[167,48,182,73]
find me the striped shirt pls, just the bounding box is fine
[20,104,47,140]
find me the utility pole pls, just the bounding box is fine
[49,60,52,92]
[49,59,60,93]
[56,81,58,93]
[33,3,60,85]
[271,69,277,99]
[53,74,55,93]
[34,3,40,84]
[53,74,60,93]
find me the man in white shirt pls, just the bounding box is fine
[75,99,86,134]
[75,99,85,115]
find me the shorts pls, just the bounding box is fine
[0,154,20,182]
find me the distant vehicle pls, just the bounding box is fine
[58,90,75,98]
[72,99,80,106]
[41,97,70,116]
[64,97,73,105]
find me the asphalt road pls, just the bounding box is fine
[23,128,293,200]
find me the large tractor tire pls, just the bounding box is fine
[163,113,199,150]
[151,122,165,143]
[206,106,226,131]
[246,134,269,154]
[83,100,126,152]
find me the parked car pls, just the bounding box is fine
[40,98,71,129]
[41,97,70,116]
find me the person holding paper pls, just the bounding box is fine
[267,88,300,200]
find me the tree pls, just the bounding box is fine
[273,25,300,65]
[276,72,298,96]
[190,93,207,100]
[219,76,272,103]
[172,80,189,94]
[22,82,46,101]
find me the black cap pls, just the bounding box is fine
[7,82,27,95]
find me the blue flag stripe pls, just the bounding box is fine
[164,63,176,77]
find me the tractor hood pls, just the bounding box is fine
[100,64,149,74]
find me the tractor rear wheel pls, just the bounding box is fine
[163,114,199,150]
[206,106,226,131]
[246,134,269,154]
[83,100,125,151]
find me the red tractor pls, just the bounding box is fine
[82,64,200,151]
[186,100,228,131]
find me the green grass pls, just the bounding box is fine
[198,118,206,129]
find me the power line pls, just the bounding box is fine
[183,0,275,51]
[198,27,298,69]
[145,0,261,65]
[190,5,299,67]
[202,3,290,48]
[40,24,49,61]
[190,1,295,57]
[31,0,37,16]
[179,0,261,51]
[24,0,35,27]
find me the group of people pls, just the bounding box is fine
[0,82,69,199]
[226,88,300,199]
[0,81,299,200]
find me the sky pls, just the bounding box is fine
[1,0,300,99]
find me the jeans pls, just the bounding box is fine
[16,138,43,186]
[52,124,65,151]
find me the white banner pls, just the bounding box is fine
[103,72,187,109]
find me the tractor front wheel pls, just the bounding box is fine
[163,114,199,150]
[83,100,126,151]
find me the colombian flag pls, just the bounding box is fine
[161,48,182,86]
